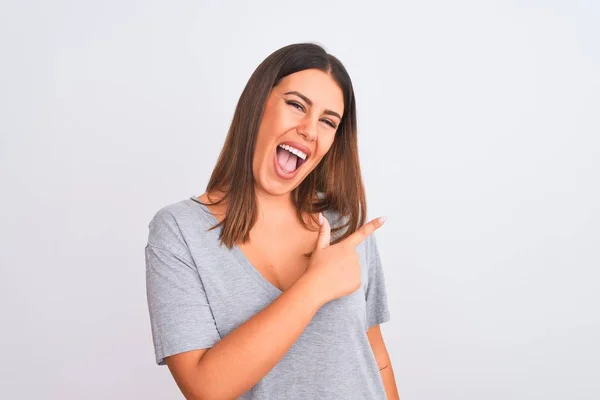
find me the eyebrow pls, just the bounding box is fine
[284,91,342,120]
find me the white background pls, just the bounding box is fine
[1,1,598,399]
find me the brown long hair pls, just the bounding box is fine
[200,43,366,249]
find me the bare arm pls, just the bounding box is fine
[166,274,323,400]
[380,360,400,400]
[367,325,400,400]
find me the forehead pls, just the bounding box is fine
[275,69,344,116]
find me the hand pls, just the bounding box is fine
[304,212,386,305]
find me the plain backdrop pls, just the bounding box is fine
[1,1,598,399]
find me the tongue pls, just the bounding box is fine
[276,147,298,173]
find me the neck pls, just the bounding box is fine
[254,187,297,224]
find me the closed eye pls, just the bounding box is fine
[286,100,305,112]
[287,100,338,129]
[322,119,337,129]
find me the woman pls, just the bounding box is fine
[145,43,399,399]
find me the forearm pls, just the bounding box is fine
[379,359,400,400]
[194,274,323,400]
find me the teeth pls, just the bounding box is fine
[278,144,307,160]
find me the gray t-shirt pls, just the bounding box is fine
[145,196,391,399]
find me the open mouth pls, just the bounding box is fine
[275,143,309,174]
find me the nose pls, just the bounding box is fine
[297,116,317,142]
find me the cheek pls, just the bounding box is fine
[255,123,277,155]
[311,138,336,165]
[319,134,337,154]
[258,112,288,144]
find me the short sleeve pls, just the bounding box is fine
[364,233,391,329]
[145,209,221,365]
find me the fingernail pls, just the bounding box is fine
[379,216,387,224]
[319,212,323,225]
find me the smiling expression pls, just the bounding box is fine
[252,68,345,196]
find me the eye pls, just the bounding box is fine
[287,99,337,129]
[321,119,337,129]
[286,100,305,112]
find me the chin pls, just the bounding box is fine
[256,172,308,197]
[258,180,301,197]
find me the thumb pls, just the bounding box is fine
[315,212,331,250]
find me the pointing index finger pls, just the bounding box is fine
[344,217,386,248]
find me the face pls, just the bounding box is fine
[252,68,344,197]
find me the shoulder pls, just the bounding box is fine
[148,199,189,233]
[146,198,213,250]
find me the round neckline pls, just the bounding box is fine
[188,195,283,298]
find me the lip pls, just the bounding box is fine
[277,140,312,160]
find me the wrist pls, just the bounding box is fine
[294,272,327,311]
